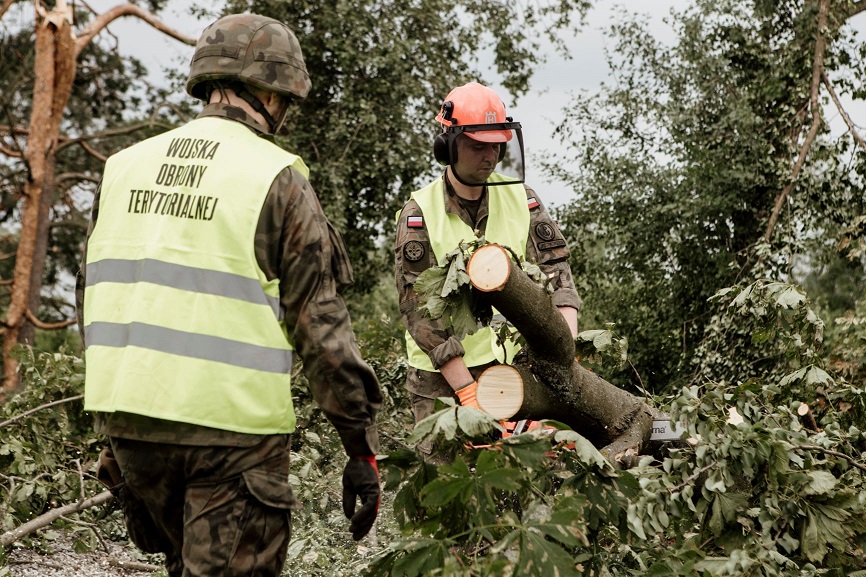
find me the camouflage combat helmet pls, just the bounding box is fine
[186,13,311,102]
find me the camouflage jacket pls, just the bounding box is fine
[395,173,582,398]
[77,103,381,456]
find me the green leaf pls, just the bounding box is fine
[501,434,553,470]
[804,366,833,386]
[529,500,590,548]
[593,331,613,350]
[474,449,503,476]
[441,255,469,298]
[801,511,825,562]
[626,503,648,540]
[456,405,499,437]
[774,285,806,309]
[414,267,447,301]
[422,294,448,319]
[517,531,582,577]
[778,367,807,387]
[390,540,449,577]
[552,430,613,472]
[419,477,472,507]
[446,291,480,338]
[478,468,524,492]
[408,404,457,444]
[709,492,748,537]
[803,470,837,496]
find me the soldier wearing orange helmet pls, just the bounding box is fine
[394,82,582,459]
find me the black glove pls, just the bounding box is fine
[342,455,380,540]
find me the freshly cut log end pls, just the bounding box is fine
[467,244,512,292]
[476,364,523,419]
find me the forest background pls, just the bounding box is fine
[1,0,865,576]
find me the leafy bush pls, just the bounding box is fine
[3,270,865,577]
[0,347,119,555]
[368,274,866,576]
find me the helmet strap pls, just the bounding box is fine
[231,83,280,133]
[449,164,488,188]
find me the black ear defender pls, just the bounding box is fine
[433,132,453,165]
[434,101,457,165]
[433,103,510,166]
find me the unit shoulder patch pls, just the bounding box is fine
[403,240,425,262]
[538,239,567,251]
[535,222,556,241]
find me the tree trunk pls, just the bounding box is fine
[2,7,75,398]
[0,3,196,403]
[468,244,653,466]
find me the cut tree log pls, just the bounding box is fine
[467,243,654,467]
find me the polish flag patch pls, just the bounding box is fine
[527,197,539,209]
[407,216,424,228]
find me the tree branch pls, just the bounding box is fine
[74,3,196,57]
[1,111,29,175]
[0,0,16,21]
[0,490,113,548]
[78,140,106,162]
[822,71,866,152]
[763,0,829,243]
[56,120,174,152]
[800,444,866,473]
[0,124,29,136]
[0,145,22,157]
[849,1,866,18]
[25,308,77,330]
[0,394,83,429]
[55,171,100,185]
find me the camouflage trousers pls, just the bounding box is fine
[109,434,297,577]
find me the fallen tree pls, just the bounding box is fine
[418,241,654,467]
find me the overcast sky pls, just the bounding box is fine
[84,1,866,207]
[498,0,689,206]
[500,1,866,206]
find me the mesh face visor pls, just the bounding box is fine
[446,122,526,187]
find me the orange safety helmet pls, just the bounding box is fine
[435,82,514,143]
[432,82,525,180]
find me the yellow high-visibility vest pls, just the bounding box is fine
[84,116,306,435]
[405,174,529,371]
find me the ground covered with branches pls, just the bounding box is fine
[1,268,865,577]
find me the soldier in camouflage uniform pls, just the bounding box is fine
[395,82,582,457]
[77,14,381,577]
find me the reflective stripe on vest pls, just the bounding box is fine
[86,258,283,319]
[405,174,530,371]
[84,117,304,435]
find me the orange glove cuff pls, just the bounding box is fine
[455,381,480,409]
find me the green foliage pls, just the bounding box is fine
[376,407,630,577]
[550,0,866,394]
[575,324,630,370]
[412,238,554,346]
[0,348,110,542]
[414,239,487,340]
[370,271,866,576]
[218,0,589,292]
[2,268,865,576]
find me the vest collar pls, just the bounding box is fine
[198,103,273,141]
[443,172,490,227]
